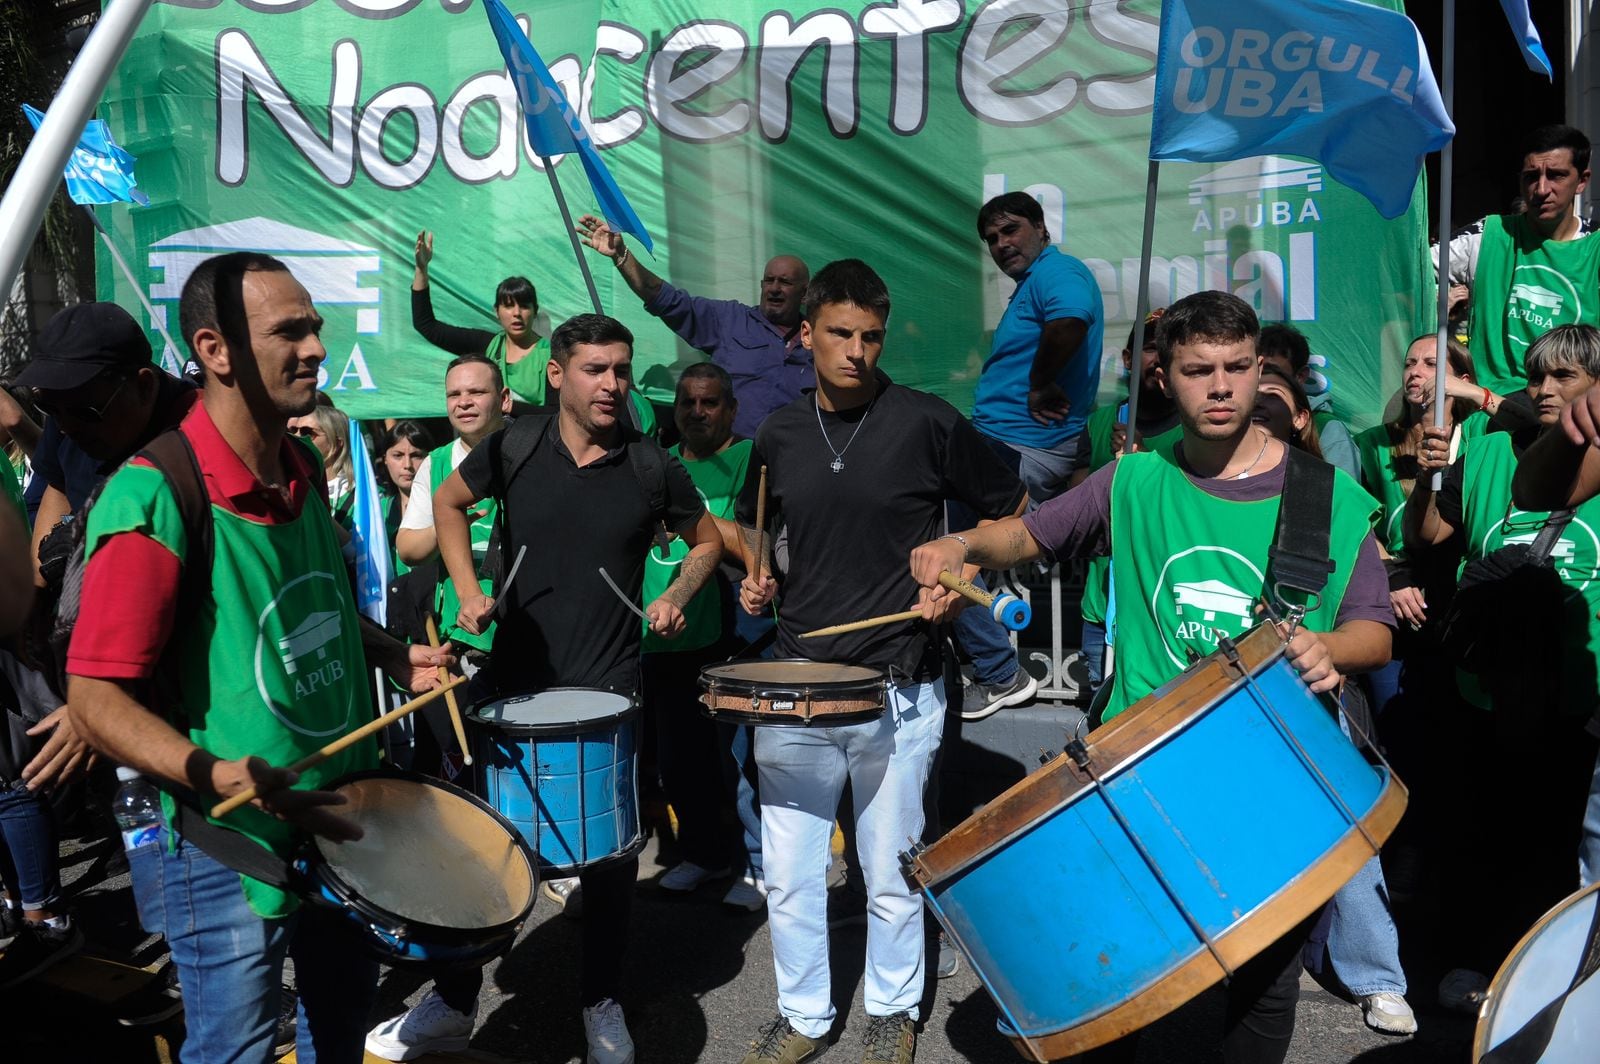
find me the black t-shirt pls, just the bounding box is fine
[736,374,1026,680]
[457,421,704,694]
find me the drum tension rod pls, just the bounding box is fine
[1064,738,1237,982]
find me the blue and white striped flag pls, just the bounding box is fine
[1498,0,1553,79]
[347,421,392,626]
[22,103,150,207]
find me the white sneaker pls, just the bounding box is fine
[658,860,731,892]
[1361,992,1418,1035]
[582,997,636,1064]
[722,874,768,911]
[365,989,476,1061]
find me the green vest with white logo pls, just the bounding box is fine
[1469,214,1600,395]
[1455,430,1600,717]
[1354,412,1488,554]
[641,439,750,654]
[429,439,498,653]
[1105,451,1376,722]
[86,460,373,918]
[1080,404,1182,627]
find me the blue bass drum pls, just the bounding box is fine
[469,688,643,874]
[902,624,1406,1061]
[1475,881,1600,1063]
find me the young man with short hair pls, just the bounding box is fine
[737,260,1025,1064]
[909,290,1393,1064]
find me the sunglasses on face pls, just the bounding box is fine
[33,374,133,424]
[288,425,325,439]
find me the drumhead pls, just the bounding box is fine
[316,775,535,931]
[703,660,885,685]
[472,688,635,730]
[1476,882,1600,1062]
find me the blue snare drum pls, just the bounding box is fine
[903,624,1407,1062]
[469,689,643,874]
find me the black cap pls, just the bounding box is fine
[17,303,153,392]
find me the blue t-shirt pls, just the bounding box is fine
[972,245,1103,448]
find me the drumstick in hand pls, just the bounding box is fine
[800,608,923,639]
[209,675,469,819]
[800,572,1033,639]
[426,614,472,766]
[753,464,769,586]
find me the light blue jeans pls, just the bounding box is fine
[1582,744,1600,887]
[129,824,377,1063]
[754,679,946,1038]
[1319,855,1407,996]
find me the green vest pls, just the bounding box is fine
[1468,214,1600,395]
[641,439,751,653]
[493,334,658,438]
[86,460,374,918]
[0,456,22,525]
[1455,430,1600,717]
[1105,451,1377,721]
[1079,403,1181,627]
[428,439,498,652]
[1354,412,1488,553]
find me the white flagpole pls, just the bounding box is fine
[541,159,604,315]
[1431,0,1456,489]
[0,0,154,304]
[81,208,183,369]
[1122,160,1162,454]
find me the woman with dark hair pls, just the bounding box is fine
[1253,363,1324,459]
[379,420,432,570]
[410,231,656,434]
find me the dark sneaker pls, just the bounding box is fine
[933,934,960,979]
[0,905,20,950]
[0,919,84,987]
[961,671,1038,721]
[274,984,299,1056]
[115,963,184,1027]
[827,881,868,929]
[741,1014,823,1064]
[861,1011,915,1064]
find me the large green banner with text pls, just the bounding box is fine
[96,0,1431,427]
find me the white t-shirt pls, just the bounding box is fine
[399,438,471,532]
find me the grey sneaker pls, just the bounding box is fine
[934,933,960,979]
[542,876,584,920]
[1361,992,1418,1035]
[961,670,1038,721]
[861,1011,916,1064]
[741,1014,823,1064]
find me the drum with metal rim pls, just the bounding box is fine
[698,659,888,726]
[293,770,537,966]
[1474,881,1600,1063]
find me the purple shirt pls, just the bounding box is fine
[1022,452,1395,630]
[645,282,814,439]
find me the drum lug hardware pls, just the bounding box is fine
[1037,747,1053,767]
[1064,739,1091,770]
[1218,636,1243,672]
[898,842,926,878]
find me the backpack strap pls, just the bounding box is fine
[482,415,555,585]
[626,434,673,554]
[1529,509,1576,564]
[1267,447,1337,606]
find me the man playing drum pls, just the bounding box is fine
[366,314,718,1064]
[64,253,454,1064]
[736,260,1025,1064]
[908,289,1394,1064]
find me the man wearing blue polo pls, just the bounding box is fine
[957,191,1105,718]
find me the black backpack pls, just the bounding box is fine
[1439,509,1575,681]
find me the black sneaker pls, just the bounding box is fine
[827,881,868,929]
[274,984,299,1057]
[961,671,1038,721]
[0,905,20,950]
[115,964,184,1027]
[0,919,85,987]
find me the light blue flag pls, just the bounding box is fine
[1498,0,1553,79]
[22,103,150,207]
[1150,0,1453,219]
[347,421,392,626]
[481,0,654,252]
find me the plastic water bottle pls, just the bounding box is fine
[113,767,162,852]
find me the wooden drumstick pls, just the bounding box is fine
[753,464,769,586]
[800,571,1034,640]
[209,674,469,819]
[799,608,923,639]
[426,615,472,767]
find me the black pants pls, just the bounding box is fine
[642,644,744,871]
[436,855,637,1010]
[1080,914,1314,1064]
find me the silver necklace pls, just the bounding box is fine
[815,393,876,473]
[1229,429,1270,480]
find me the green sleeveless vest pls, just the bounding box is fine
[1105,451,1376,721]
[641,440,751,653]
[1079,404,1181,627]
[428,440,498,652]
[1455,431,1600,718]
[1468,214,1600,395]
[86,461,374,918]
[1354,412,1487,553]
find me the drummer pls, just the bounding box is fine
[64,252,455,1063]
[908,289,1393,1064]
[736,260,1025,1064]
[365,313,718,1064]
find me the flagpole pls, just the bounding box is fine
[81,207,183,369]
[1431,0,1456,490]
[541,158,604,316]
[0,0,153,306]
[1122,160,1162,455]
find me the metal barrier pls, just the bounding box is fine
[992,560,1092,705]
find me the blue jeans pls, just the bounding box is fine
[1080,620,1108,691]
[754,679,946,1037]
[0,780,60,911]
[1583,743,1600,887]
[1309,855,1407,996]
[129,824,377,1063]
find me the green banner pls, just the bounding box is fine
[97,0,1431,429]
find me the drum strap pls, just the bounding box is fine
[1267,447,1336,603]
[1481,893,1600,1063]
[158,784,293,889]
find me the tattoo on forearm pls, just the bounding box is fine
[737,524,768,573]
[663,548,717,609]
